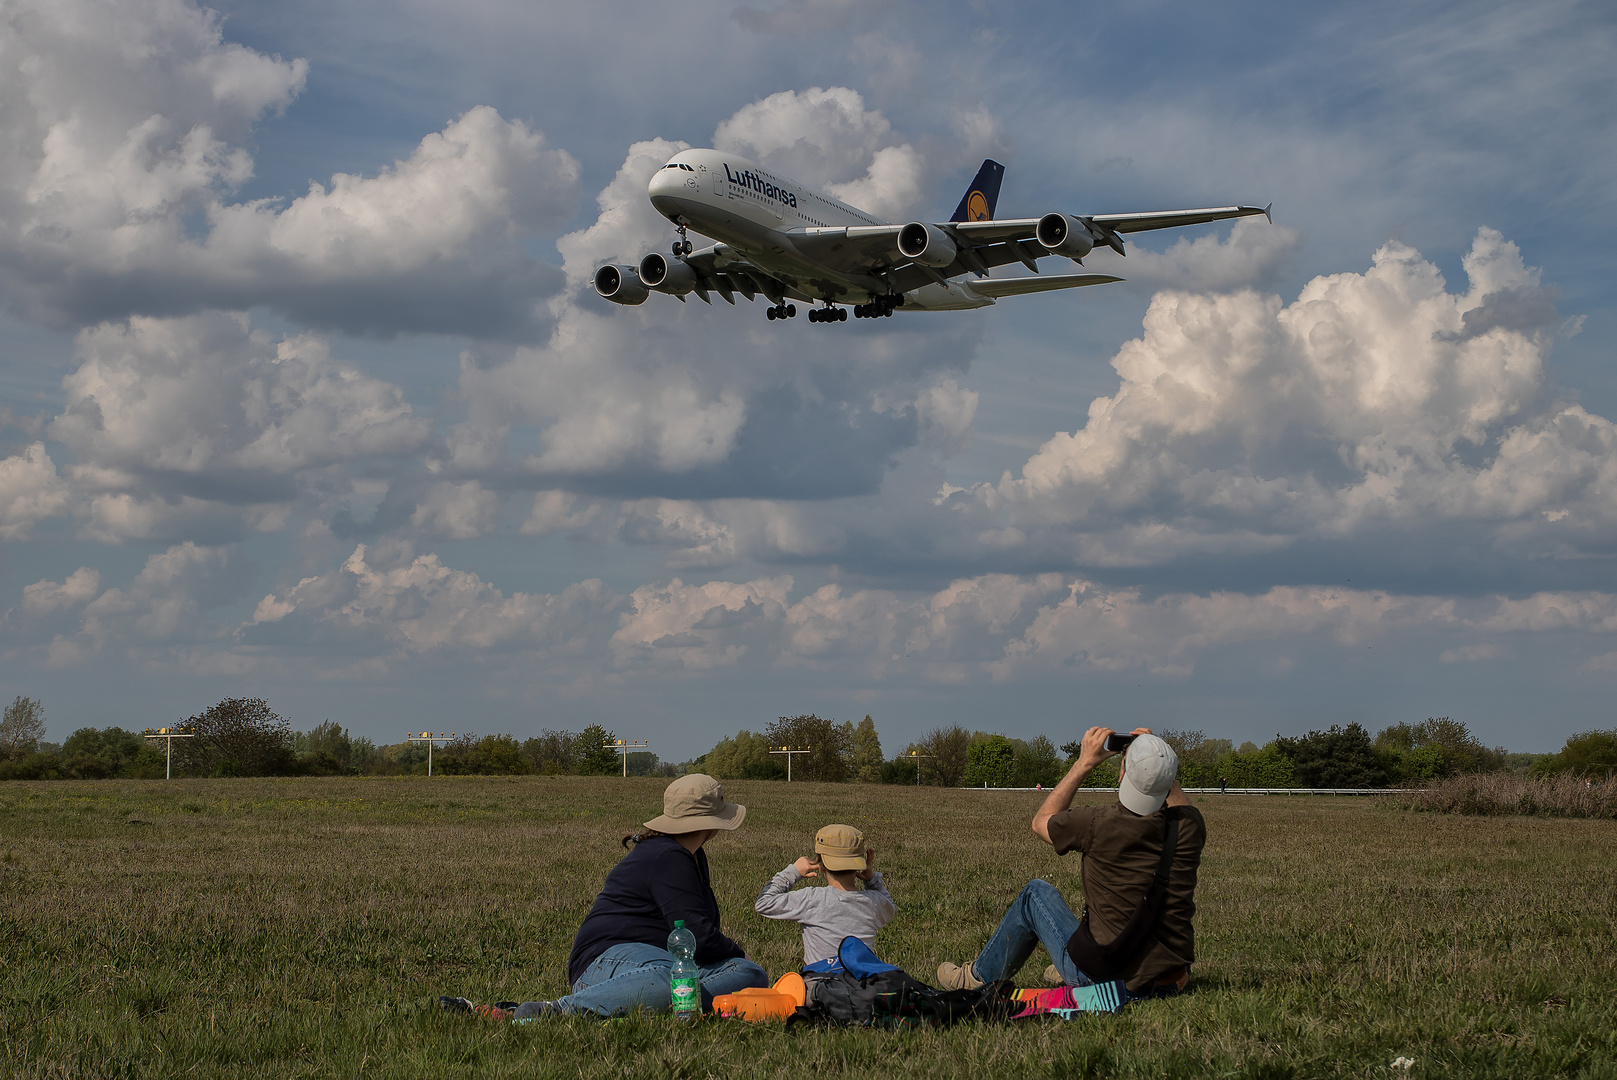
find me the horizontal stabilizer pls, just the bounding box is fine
[969,273,1123,299]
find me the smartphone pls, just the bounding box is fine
[1103,732,1137,753]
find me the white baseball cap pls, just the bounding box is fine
[1118,734,1178,816]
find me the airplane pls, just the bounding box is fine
[593,151,1270,323]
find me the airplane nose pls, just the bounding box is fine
[648,167,682,199]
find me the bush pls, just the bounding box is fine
[572,725,621,776]
[60,727,166,779]
[0,751,64,781]
[765,715,851,782]
[0,696,46,758]
[465,734,532,775]
[173,699,297,778]
[1080,759,1120,789]
[849,716,883,782]
[1398,773,1617,819]
[1374,718,1507,782]
[962,734,1015,787]
[702,730,786,780]
[1210,743,1296,788]
[918,726,970,787]
[521,730,579,775]
[1530,728,1617,780]
[1012,735,1063,788]
[1274,723,1388,788]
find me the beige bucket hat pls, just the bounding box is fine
[643,773,746,834]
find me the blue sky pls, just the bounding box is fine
[2,0,1613,757]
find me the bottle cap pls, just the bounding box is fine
[674,920,685,928]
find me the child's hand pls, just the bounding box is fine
[792,856,819,877]
[856,847,876,881]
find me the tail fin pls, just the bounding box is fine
[949,160,1005,222]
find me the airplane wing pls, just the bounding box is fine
[789,204,1269,290]
[1090,205,1271,234]
[682,246,809,305]
[967,273,1123,299]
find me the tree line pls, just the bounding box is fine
[0,697,673,780]
[689,714,1609,789]
[2,694,1613,786]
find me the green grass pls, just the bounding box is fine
[2,777,1614,1078]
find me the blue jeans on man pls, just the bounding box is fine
[971,879,1096,987]
[528,942,768,1018]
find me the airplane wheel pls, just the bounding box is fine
[767,307,777,321]
[682,241,693,255]
[838,308,848,322]
[808,309,819,323]
[787,304,797,318]
[672,242,682,255]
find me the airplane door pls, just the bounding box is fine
[710,167,723,197]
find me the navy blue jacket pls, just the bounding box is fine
[566,836,746,985]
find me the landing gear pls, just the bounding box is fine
[809,306,847,324]
[853,296,900,318]
[672,225,693,257]
[766,304,797,321]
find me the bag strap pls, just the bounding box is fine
[1151,808,1181,892]
[1064,807,1182,980]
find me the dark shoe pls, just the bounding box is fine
[493,1001,520,1011]
[438,995,474,1013]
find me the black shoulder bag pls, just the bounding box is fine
[1064,807,1182,980]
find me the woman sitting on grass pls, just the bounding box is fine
[442,774,768,1019]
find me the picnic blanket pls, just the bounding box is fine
[1009,982,1130,1018]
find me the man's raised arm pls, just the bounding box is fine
[1032,726,1117,844]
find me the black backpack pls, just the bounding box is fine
[789,938,1013,1029]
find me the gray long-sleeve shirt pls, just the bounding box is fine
[754,865,897,965]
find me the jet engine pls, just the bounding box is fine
[897,222,958,268]
[1034,213,1095,261]
[593,264,649,305]
[638,252,699,296]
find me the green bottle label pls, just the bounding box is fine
[670,975,700,1015]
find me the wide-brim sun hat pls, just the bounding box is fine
[1118,734,1178,816]
[643,773,746,833]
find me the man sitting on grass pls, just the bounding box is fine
[937,727,1206,998]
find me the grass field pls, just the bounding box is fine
[3,777,1615,1079]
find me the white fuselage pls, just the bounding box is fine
[647,149,987,310]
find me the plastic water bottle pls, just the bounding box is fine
[668,920,700,1021]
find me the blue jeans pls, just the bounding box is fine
[971,879,1095,987]
[541,943,769,1018]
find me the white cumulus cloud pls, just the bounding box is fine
[0,0,578,335]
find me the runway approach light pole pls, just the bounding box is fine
[905,749,933,785]
[770,745,811,781]
[407,731,455,777]
[606,739,650,777]
[142,727,194,780]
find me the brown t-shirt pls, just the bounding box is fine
[1044,802,1206,992]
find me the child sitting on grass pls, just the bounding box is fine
[754,824,896,967]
